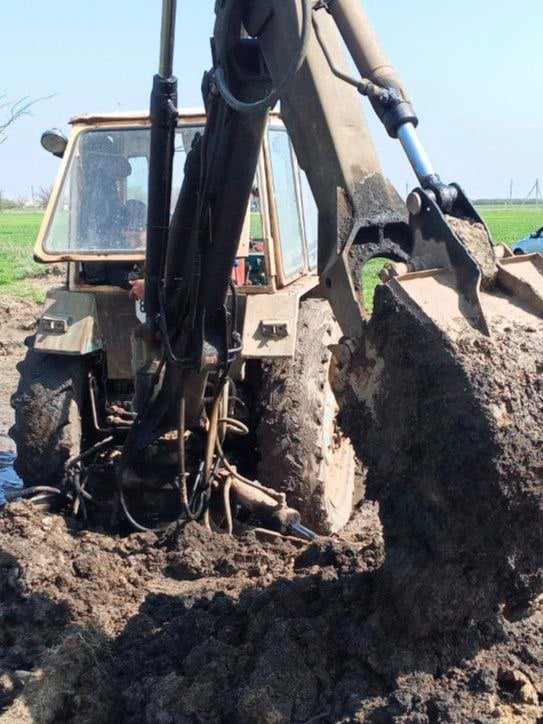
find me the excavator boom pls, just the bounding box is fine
[131,0,543,633]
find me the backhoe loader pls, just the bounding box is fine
[11,0,543,633]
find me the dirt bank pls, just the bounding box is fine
[0,501,541,722]
[336,281,543,639]
[0,272,64,452]
[0,293,42,453]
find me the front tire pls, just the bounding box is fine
[10,337,87,488]
[257,299,356,534]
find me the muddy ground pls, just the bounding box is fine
[0,285,542,722]
[0,294,42,453]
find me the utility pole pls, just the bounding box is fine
[525,178,539,204]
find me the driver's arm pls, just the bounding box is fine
[128,278,145,300]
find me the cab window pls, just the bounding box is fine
[44,125,202,255]
[268,128,306,278]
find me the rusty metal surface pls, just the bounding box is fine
[497,254,543,315]
[327,0,409,98]
[241,274,318,358]
[94,293,140,379]
[389,260,543,342]
[34,290,102,356]
[69,109,207,125]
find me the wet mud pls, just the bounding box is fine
[0,293,42,456]
[0,502,541,722]
[336,281,543,638]
[1,283,542,721]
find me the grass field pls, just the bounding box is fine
[1,205,543,307]
[0,211,46,300]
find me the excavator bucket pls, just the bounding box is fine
[390,253,543,339]
[334,193,543,637]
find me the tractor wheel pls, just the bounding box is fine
[10,336,88,488]
[257,298,356,534]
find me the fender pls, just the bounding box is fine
[34,290,103,356]
[241,274,320,358]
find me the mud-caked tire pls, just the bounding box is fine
[10,336,88,488]
[257,298,356,534]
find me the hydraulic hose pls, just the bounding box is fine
[214,0,313,114]
[5,486,63,503]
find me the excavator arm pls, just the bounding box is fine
[127,0,543,635]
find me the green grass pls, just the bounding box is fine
[477,204,543,247]
[250,212,263,240]
[2,205,543,308]
[0,211,46,297]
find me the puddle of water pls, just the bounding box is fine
[0,452,22,504]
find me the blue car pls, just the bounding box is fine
[512,226,543,254]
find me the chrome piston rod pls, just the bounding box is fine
[159,0,177,78]
[326,0,438,188]
[397,122,437,186]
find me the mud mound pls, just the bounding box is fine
[336,283,543,637]
[0,501,541,722]
[161,521,301,581]
[71,578,543,723]
[0,294,42,454]
[0,295,39,340]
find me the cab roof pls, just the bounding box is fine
[70,108,283,125]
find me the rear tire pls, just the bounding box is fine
[257,299,356,534]
[10,337,88,488]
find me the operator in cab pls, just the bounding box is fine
[82,198,147,294]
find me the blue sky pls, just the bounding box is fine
[0,1,541,199]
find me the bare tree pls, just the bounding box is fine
[0,92,55,144]
[35,185,53,209]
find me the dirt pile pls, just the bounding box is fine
[0,295,42,453]
[0,500,541,723]
[335,282,543,638]
[0,293,46,357]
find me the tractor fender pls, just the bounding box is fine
[34,289,103,356]
[241,275,320,359]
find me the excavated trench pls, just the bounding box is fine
[0,288,542,721]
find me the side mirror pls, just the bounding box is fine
[530,231,538,238]
[41,129,68,158]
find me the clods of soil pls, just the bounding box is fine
[0,501,541,723]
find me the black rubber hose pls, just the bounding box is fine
[5,486,63,503]
[214,0,313,115]
[117,483,181,534]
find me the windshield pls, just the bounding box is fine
[43,125,202,255]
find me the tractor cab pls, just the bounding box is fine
[36,110,318,296]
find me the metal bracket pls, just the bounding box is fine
[259,320,289,339]
[38,315,71,335]
[408,187,492,335]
